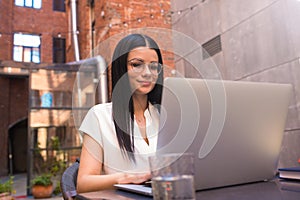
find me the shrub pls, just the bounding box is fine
[31,174,52,186]
[0,176,14,194]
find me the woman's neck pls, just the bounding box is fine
[132,94,149,145]
[132,94,148,114]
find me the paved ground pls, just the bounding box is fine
[1,174,62,200]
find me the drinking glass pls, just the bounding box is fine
[148,153,195,200]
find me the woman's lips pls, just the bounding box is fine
[138,81,152,87]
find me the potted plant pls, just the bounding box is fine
[32,136,67,198]
[0,176,14,200]
[31,174,53,198]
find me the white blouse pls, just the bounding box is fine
[79,102,159,174]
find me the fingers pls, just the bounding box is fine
[131,173,151,184]
[117,173,151,184]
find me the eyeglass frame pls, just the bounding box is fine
[127,59,163,75]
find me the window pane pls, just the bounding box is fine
[15,0,24,6]
[53,37,66,63]
[13,46,23,62]
[14,33,40,47]
[23,47,32,62]
[32,48,40,63]
[25,0,33,7]
[53,0,65,12]
[33,0,42,9]
[13,33,41,63]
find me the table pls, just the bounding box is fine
[76,179,300,200]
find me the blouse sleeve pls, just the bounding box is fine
[79,106,103,147]
[79,106,105,163]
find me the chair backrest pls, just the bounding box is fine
[61,159,80,200]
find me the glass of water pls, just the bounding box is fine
[148,153,195,200]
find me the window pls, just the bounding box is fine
[53,37,66,63]
[13,33,41,63]
[15,0,42,9]
[53,0,65,12]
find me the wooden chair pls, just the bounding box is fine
[61,159,80,200]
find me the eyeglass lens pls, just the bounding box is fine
[129,61,162,75]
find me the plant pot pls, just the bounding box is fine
[31,184,53,199]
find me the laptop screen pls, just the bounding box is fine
[156,78,292,190]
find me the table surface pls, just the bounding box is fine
[76,178,300,200]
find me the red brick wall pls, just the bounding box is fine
[76,1,93,60]
[0,0,172,65]
[13,1,68,63]
[79,0,173,96]
[0,76,29,176]
[0,0,172,64]
[8,77,29,122]
[0,1,69,63]
[74,0,172,60]
[0,1,13,60]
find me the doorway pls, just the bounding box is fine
[9,119,28,174]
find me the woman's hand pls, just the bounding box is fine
[117,172,151,184]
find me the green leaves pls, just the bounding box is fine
[0,176,14,194]
[31,174,52,186]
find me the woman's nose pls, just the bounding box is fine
[141,64,152,75]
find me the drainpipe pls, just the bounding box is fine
[70,0,82,107]
[70,0,80,61]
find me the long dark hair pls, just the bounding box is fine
[111,34,164,162]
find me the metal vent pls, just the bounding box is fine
[202,35,222,59]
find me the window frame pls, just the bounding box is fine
[53,0,66,12]
[15,0,42,9]
[13,33,41,63]
[53,37,66,63]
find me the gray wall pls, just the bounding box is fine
[171,0,300,168]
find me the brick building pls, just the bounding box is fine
[0,0,171,177]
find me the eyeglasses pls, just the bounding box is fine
[128,59,163,75]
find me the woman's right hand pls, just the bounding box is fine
[117,172,151,184]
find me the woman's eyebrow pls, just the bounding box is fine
[128,58,144,62]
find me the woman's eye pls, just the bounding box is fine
[131,63,144,68]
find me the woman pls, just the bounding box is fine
[77,33,164,192]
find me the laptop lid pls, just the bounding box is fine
[156,77,292,190]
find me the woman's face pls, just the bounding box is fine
[127,47,159,96]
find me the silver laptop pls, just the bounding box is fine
[115,77,292,195]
